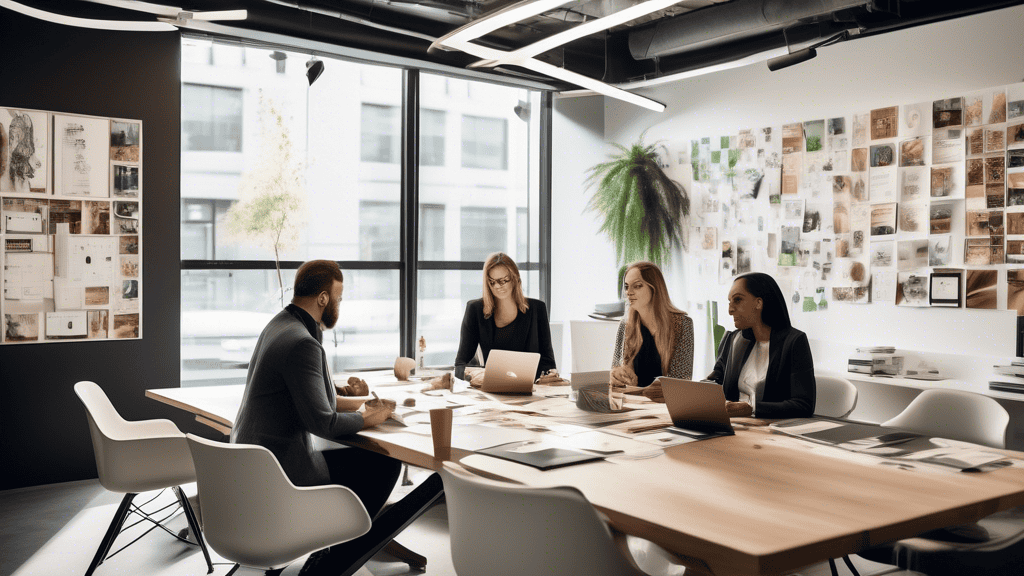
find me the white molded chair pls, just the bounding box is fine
[813,372,859,419]
[858,389,1021,575]
[883,388,1008,449]
[440,461,654,576]
[73,381,212,576]
[186,434,372,575]
[549,320,564,371]
[570,319,621,373]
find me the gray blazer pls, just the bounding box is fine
[231,305,363,486]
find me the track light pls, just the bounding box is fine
[305,56,324,85]
[767,30,850,72]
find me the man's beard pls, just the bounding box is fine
[322,296,340,329]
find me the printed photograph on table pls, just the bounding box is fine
[0,108,48,194]
[896,272,930,307]
[966,269,998,309]
[930,271,962,307]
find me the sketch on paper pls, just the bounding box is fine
[779,226,800,266]
[896,273,929,307]
[929,235,952,266]
[88,310,108,339]
[54,115,110,197]
[986,128,1005,153]
[900,166,928,202]
[851,148,868,172]
[870,241,894,268]
[782,123,803,154]
[0,108,48,194]
[852,113,869,146]
[932,128,965,164]
[901,102,931,137]
[930,271,962,307]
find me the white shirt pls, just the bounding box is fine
[737,340,770,414]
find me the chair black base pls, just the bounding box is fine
[84,487,213,576]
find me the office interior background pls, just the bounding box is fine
[2,3,1024,491]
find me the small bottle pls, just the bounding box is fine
[415,336,426,374]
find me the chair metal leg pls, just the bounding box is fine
[841,555,861,576]
[829,558,840,576]
[174,486,214,574]
[400,464,413,487]
[85,493,136,576]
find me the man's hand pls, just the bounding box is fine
[360,397,395,429]
[610,365,638,388]
[726,401,753,418]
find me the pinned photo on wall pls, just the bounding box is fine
[782,123,803,154]
[932,127,965,164]
[899,136,927,167]
[899,202,926,234]
[0,108,49,194]
[736,238,752,274]
[870,106,898,140]
[1008,171,1024,191]
[967,158,985,186]
[111,164,140,198]
[929,235,952,266]
[832,259,871,304]
[930,202,953,234]
[119,235,139,255]
[870,241,894,268]
[113,313,139,339]
[966,237,1003,265]
[834,201,851,234]
[1007,240,1024,264]
[851,148,868,172]
[1008,83,1024,120]
[45,311,88,340]
[1010,187,1024,207]
[896,272,930,307]
[852,113,869,147]
[967,127,985,156]
[872,270,897,304]
[930,163,963,199]
[930,271,962,307]
[1007,121,1024,149]
[804,120,825,153]
[783,198,804,221]
[871,203,897,236]
[1009,270,1024,315]
[719,242,735,284]
[1008,212,1024,235]
[110,120,140,163]
[2,198,48,234]
[113,201,140,234]
[1010,149,1024,169]
[870,143,896,168]
[81,201,110,235]
[833,175,852,202]
[48,200,83,234]
[699,227,718,250]
[966,269,998,309]
[986,127,1006,153]
[779,226,800,266]
[964,88,1007,126]
[4,313,40,342]
[901,101,931,137]
[897,239,929,270]
[933,97,963,128]
[900,166,928,202]
[851,173,869,203]
[804,203,828,234]
[88,310,108,339]
[84,286,109,307]
[53,114,110,197]
[782,154,800,195]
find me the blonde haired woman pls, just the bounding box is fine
[611,262,693,392]
[454,253,556,380]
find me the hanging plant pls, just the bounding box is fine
[585,134,690,267]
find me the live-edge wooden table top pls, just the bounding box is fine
[147,376,1024,576]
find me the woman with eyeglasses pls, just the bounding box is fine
[611,262,694,395]
[453,252,557,381]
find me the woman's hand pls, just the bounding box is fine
[360,397,395,428]
[725,401,753,418]
[610,365,638,388]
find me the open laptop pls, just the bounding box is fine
[481,349,541,394]
[660,377,735,436]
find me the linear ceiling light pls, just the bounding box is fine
[0,0,177,31]
[432,0,665,112]
[83,0,247,22]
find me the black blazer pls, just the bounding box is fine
[231,305,363,487]
[707,326,816,419]
[454,298,557,380]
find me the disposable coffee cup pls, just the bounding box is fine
[429,408,453,461]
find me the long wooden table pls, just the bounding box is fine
[148,376,1024,576]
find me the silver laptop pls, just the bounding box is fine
[660,378,735,435]
[482,349,541,394]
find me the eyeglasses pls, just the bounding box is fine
[487,275,513,288]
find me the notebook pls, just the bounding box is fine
[660,378,735,437]
[478,441,605,470]
[482,349,541,394]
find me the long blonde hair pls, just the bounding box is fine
[621,261,684,375]
[482,252,529,319]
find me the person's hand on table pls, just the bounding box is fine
[360,397,396,429]
[610,365,637,388]
[536,369,566,385]
[726,401,753,418]
[642,379,665,403]
[464,368,485,388]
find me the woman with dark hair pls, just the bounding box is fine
[707,272,816,418]
[610,262,694,389]
[453,252,557,380]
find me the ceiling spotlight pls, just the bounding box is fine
[306,56,324,85]
[767,30,850,72]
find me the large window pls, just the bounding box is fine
[182,84,243,152]
[181,42,546,386]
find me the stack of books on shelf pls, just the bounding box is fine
[989,360,1024,395]
[848,346,903,376]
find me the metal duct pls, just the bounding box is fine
[629,0,868,60]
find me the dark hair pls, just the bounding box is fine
[735,272,790,330]
[293,260,344,298]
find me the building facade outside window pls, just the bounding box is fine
[180,40,545,386]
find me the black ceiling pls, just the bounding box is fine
[23,0,1024,89]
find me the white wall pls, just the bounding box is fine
[553,5,1024,380]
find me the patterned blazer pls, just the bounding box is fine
[611,312,694,380]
